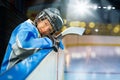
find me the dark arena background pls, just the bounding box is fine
[0,0,120,80]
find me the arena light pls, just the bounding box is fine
[98,6,102,9]
[75,1,91,15]
[89,22,95,28]
[102,6,116,10]
[112,7,115,9]
[113,25,120,33]
[80,22,86,28]
[93,5,98,10]
[67,0,93,18]
[107,5,112,10]
[95,28,99,32]
[103,7,107,9]
[76,0,90,16]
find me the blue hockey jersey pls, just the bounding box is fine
[0,19,64,74]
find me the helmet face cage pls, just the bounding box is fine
[34,11,46,24]
[34,8,63,33]
[34,12,56,32]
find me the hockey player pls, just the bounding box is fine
[0,8,64,73]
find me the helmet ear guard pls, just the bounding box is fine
[34,8,64,33]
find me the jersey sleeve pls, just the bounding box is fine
[16,30,53,49]
[11,29,53,59]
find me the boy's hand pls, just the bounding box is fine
[47,35,62,52]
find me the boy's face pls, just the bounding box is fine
[37,19,54,35]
